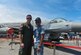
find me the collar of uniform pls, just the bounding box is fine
[24,22,31,28]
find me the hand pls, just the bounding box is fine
[38,44,41,47]
[20,43,24,48]
[37,47,40,52]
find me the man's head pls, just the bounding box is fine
[26,14,32,24]
[35,17,41,26]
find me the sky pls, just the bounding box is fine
[0,0,81,23]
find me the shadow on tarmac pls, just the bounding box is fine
[56,46,81,55]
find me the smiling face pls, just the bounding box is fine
[35,20,41,26]
[35,17,41,26]
[26,15,32,24]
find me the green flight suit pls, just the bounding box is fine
[20,23,33,55]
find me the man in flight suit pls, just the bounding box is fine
[19,14,33,55]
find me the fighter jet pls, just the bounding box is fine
[44,18,81,33]
[0,18,81,36]
[0,18,81,42]
[0,24,9,33]
[0,23,21,35]
[43,18,81,42]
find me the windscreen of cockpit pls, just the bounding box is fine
[49,18,68,23]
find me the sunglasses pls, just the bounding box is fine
[26,18,32,19]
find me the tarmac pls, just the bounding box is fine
[0,39,81,55]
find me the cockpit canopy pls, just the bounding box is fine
[49,18,68,23]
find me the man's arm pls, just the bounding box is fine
[39,34,44,46]
[39,28,45,47]
[19,32,23,44]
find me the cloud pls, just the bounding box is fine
[1,0,81,23]
[0,4,51,23]
[0,4,26,23]
[0,0,68,21]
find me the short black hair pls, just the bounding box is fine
[26,14,32,19]
[35,17,41,22]
[26,14,32,17]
